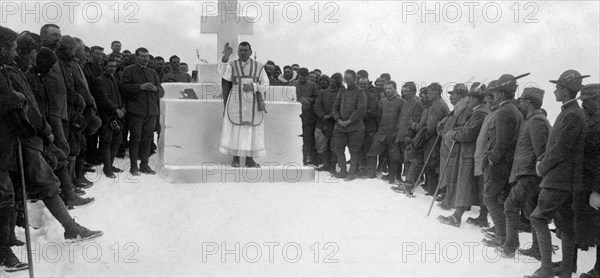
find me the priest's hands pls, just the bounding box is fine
[243,83,254,92]
[590,191,600,210]
[222,42,234,63]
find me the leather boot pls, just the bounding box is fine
[316,152,330,172]
[0,208,28,272]
[366,155,378,179]
[8,209,23,246]
[335,153,348,179]
[345,152,359,181]
[387,161,399,184]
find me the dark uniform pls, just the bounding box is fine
[573,84,600,278]
[502,88,550,253]
[119,63,164,174]
[483,75,522,241]
[332,83,366,179]
[366,93,404,180]
[527,70,588,278]
[396,96,423,181]
[358,87,380,174]
[92,70,124,176]
[410,96,449,194]
[313,82,338,172]
[295,76,319,165]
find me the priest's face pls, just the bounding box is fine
[238,45,251,61]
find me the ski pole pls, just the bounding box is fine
[407,135,440,197]
[17,138,34,278]
[426,141,456,217]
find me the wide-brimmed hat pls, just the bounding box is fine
[549,70,590,92]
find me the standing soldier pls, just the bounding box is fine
[332,70,367,181]
[313,74,339,173]
[0,25,29,272]
[469,81,499,228]
[496,87,550,258]
[406,83,449,195]
[437,83,471,210]
[119,47,165,175]
[295,68,319,166]
[366,81,404,181]
[437,84,489,227]
[481,73,524,248]
[395,82,423,184]
[357,70,379,178]
[525,70,588,278]
[573,84,600,278]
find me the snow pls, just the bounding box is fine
[4,155,597,277]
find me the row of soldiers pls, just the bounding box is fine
[0,25,110,272]
[297,67,600,278]
[0,21,172,271]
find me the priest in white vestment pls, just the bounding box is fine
[218,42,269,167]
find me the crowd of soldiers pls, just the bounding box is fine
[295,68,600,278]
[0,21,198,272]
[2,21,600,277]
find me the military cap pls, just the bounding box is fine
[519,87,545,102]
[486,80,499,95]
[577,83,600,100]
[297,67,309,77]
[448,83,469,96]
[468,82,487,98]
[496,73,530,90]
[549,70,590,92]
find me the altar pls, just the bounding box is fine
[158,83,316,184]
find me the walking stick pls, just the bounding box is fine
[426,141,457,217]
[406,135,440,197]
[17,138,34,278]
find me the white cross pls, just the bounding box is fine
[201,0,255,61]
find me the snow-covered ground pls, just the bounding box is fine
[4,155,596,277]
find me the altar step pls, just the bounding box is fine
[160,164,316,184]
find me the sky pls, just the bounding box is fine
[2,0,599,122]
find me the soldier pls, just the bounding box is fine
[395,82,423,184]
[496,87,551,258]
[469,81,499,228]
[313,74,339,173]
[356,70,379,178]
[332,70,367,181]
[525,70,588,278]
[437,84,489,227]
[0,25,29,272]
[481,73,524,248]
[366,81,404,181]
[574,84,600,278]
[437,83,471,210]
[407,83,450,195]
[295,68,319,166]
